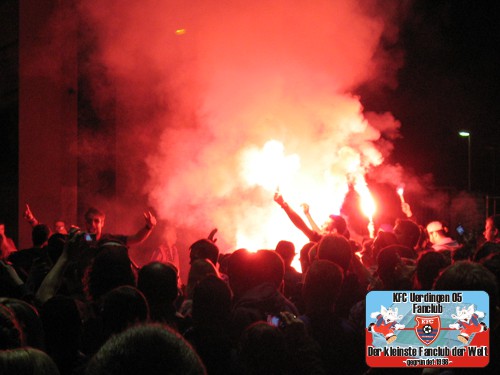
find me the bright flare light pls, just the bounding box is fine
[240,140,300,192]
[237,137,379,266]
[397,186,405,203]
[355,179,376,238]
[238,139,317,270]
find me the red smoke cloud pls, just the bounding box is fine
[76,0,410,252]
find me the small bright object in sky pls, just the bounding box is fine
[458,131,470,137]
[175,29,186,35]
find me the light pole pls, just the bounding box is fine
[459,131,471,191]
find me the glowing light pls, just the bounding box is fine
[458,131,470,137]
[175,29,186,35]
[356,185,376,219]
[354,179,376,238]
[235,218,306,273]
[397,186,405,203]
[240,140,300,192]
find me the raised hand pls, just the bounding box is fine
[208,228,218,243]
[401,202,413,218]
[23,203,38,225]
[274,192,285,207]
[144,211,157,230]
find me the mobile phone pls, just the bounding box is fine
[84,233,96,242]
[267,314,283,328]
[456,224,465,236]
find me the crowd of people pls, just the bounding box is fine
[0,195,499,374]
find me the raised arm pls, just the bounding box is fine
[126,210,157,246]
[35,230,82,305]
[274,192,316,241]
[0,260,28,299]
[23,203,39,227]
[208,228,218,243]
[300,203,321,233]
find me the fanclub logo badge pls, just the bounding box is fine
[415,316,440,345]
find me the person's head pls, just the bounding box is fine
[393,219,421,249]
[138,262,179,306]
[46,233,66,264]
[376,245,413,290]
[227,249,254,300]
[83,245,136,302]
[238,322,287,375]
[484,215,500,243]
[317,234,352,272]
[254,250,285,291]
[189,239,219,266]
[53,220,67,235]
[415,251,450,290]
[434,261,498,311]
[84,207,106,240]
[0,298,44,351]
[372,231,398,258]
[275,240,295,268]
[86,324,206,375]
[481,252,500,292]
[0,304,24,350]
[100,286,150,339]
[308,243,319,265]
[137,262,179,324]
[474,242,500,262]
[0,222,5,235]
[186,259,220,299]
[32,224,51,247]
[39,296,82,357]
[321,215,349,238]
[192,275,232,327]
[299,242,316,275]
[303,259,344,314]
[320,217,335,234]
[426,221,447,244]
[0,347,60,375]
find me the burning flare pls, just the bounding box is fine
[355,179,377,238]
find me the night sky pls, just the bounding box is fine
[359,0,500,194]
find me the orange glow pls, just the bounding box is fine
[235,213,307,273]
[355,179,376,238]
[240,140,300,192]
[238,140,308,267]
[175,29,186,35]
[356,182,376,219]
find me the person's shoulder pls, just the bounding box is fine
[8,247,36,260]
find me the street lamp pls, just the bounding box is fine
[459,131,471,191]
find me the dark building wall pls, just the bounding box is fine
[0,0,19,243]
[18,0,78,248]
